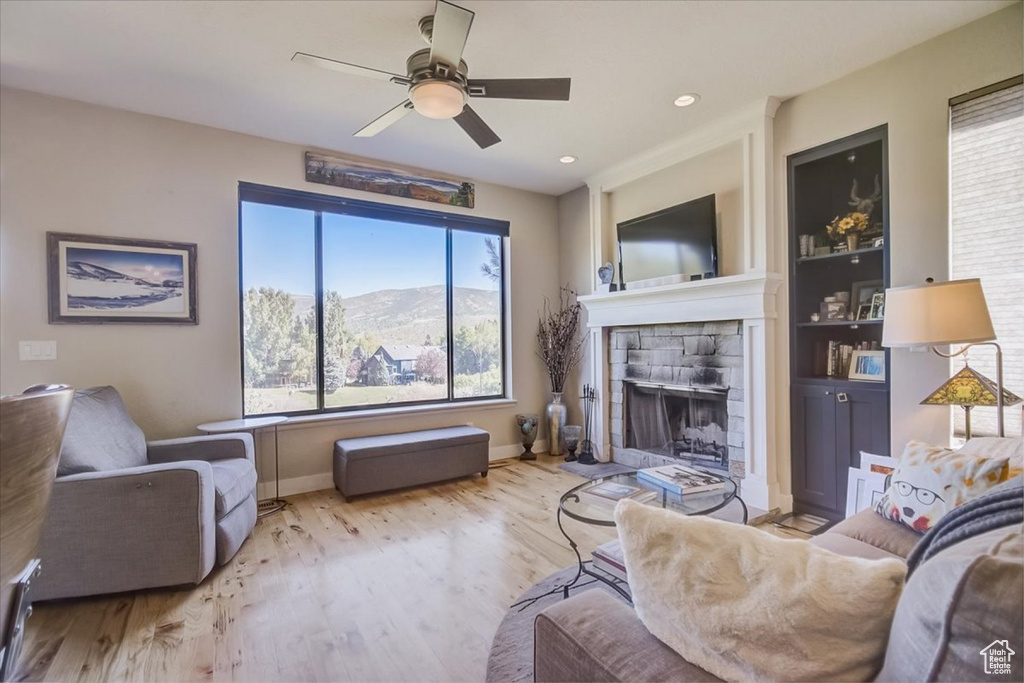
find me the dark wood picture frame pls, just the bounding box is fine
[47,232,198,324]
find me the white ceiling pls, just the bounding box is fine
[0,0,1011,195]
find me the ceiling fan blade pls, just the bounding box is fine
[429,0,474,69]
[467,78,571,101]
[354,100,414,137]
[454,105,501,149]
[292,52,407,83]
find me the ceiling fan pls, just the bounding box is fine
[292,0,571,149]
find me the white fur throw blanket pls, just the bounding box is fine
[614,499,906,681]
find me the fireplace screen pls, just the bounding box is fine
[624,381,729,470]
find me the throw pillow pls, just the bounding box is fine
[614,499,906,682]
[874,441,1009,533]
[957,436,1024,478]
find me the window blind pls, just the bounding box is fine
[949,77,1023,438]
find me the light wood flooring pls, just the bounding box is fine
[17,457,621,683]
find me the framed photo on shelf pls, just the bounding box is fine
[856,303,872,320]
[851,279,884,311]
[846,467,888,518]
[849,350,886,382]
[47,232,198,324]
[869,292,886,319]
[820,301,848,321]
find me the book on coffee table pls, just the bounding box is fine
[636,464,724,495]
[591,539,627,582]
[579,480,658,507]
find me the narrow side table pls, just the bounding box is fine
[197,415,287,517]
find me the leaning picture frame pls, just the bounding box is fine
[845,467,888,518]
[47,232,198,324]
[849,350,886,382]
[859,451,896,476]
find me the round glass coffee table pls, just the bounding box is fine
[555,471,747,603]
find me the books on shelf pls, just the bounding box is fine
[579,480,658,507]
[636,465,724,495]
[815,339,881,378]
[591,539,627,583]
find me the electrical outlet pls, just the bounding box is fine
[18,341,57,361]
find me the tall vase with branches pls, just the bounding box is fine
[537,287,587,455]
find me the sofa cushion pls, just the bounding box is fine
[58,386,148,476]
[829,508,921,559]
[615,499,906,682]
[215,492,256,565]
[210,459,258,517]
[877,524,1023,682]
[809,532,906,561]
[535,589,722,682]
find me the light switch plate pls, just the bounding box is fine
[18,341,57,361]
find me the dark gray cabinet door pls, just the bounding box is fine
[791,383,839,513]
[836,386,890,512]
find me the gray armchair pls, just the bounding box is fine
[33,386,257,601]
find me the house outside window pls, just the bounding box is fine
[239,183,508,416]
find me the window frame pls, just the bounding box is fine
[237,181,510,418]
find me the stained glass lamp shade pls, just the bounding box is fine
[921,365,1022,439]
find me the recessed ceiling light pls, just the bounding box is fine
[559,155,578,164]
[673,93,701,108]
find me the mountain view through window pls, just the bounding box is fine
[239,186,506,416]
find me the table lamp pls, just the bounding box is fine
[882,278,1008,437]
[920,363,1022,439]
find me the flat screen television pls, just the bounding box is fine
[617,194,718,286]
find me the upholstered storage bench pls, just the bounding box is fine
[333,426,490,497]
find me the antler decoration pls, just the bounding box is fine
[849,175,883,216]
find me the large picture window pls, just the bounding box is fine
[239,183,508,416]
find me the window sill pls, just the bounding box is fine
[278,398,517,431]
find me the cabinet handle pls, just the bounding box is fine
[837,392,849,403]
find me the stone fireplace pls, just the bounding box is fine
[609,322,744,478]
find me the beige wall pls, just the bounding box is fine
[556,185,592,423]
[0,87,560,490]
[557,4,1023,498]
[609,141,745,279]
[772,3,1023,493]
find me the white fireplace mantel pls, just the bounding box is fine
[578,96,788,513]
[579,273,783,329]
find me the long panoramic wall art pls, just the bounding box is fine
[304,151,475,209]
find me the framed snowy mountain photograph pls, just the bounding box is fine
[47,232,197,324]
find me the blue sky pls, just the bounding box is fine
[241,202,498,298]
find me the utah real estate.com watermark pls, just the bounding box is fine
[980,640,1015,676]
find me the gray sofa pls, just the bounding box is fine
[33,386,257,601]
[536,478,1023,682]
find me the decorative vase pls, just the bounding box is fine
[515,414,539,461]
[562,425,582,463]
[546,392,567,456]
[846,233,859,252]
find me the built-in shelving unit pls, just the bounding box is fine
[787,125,892,522]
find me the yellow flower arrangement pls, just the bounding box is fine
[827,211,870,237]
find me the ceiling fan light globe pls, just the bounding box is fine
[411,80,466,119]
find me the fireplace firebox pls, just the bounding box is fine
[624,381,730,470]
